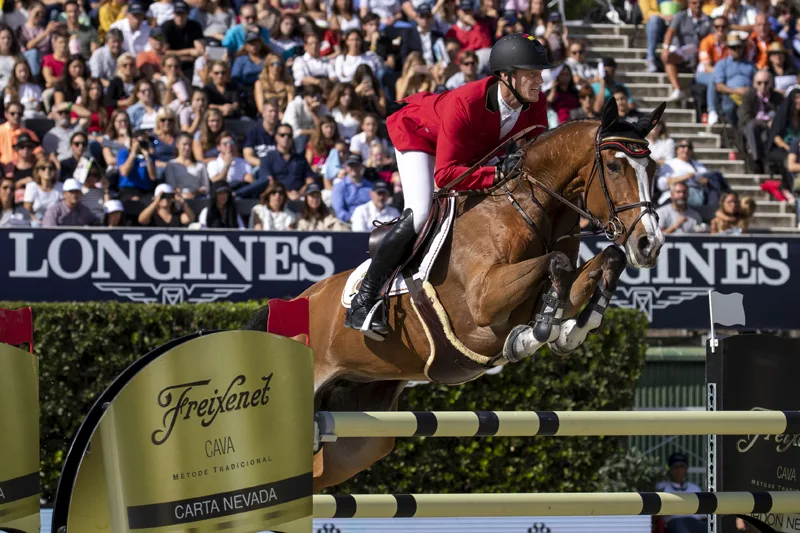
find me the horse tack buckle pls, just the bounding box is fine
[604,216,624,241]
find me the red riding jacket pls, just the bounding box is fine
[386,77,548,191]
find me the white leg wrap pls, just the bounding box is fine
[552,309,604,354]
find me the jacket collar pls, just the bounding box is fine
[486,78,530,112]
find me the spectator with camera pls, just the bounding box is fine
[117,130,158,201]
[42,177,98,227]
[591,57,629,114]
[137,183,196,227]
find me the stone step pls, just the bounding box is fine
[626,84,682,98]
[749,212,796,227]
[568,33,629,48]
[692,147,735,160]
[586,47,647,61]
[643,107,696,123]
[664,122,735,136]
[676,133,721,148]
[617,72,695,85]
[698,159,746,173]
[636,95,692,110]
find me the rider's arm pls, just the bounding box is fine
[434,99,496,190]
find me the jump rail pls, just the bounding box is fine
[314,491,800,519]
[315,410,800,439]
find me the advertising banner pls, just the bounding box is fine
[0,228,796,330]
[708,334,800,533]
[52,330,314,533]
[0,343,39,533]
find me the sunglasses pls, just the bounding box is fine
[269,61,281,67]
[677,144,692,149]
[276,132,291,137]
[461,60,476,66]
[714,25,727,29]
[0,185,11,190]
[570,49,584,55]
[755,81,770,86]
[269,190,286,196]
[221,140,235,146]
[159,117,174,122]
[139,88,152,94]
[211,71,226,75]
[72,141,87,146]
[38,165,56,171]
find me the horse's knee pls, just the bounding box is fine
[548,251,576,294]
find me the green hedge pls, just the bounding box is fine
[1,301,648,501]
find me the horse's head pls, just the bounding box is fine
[584,98,667,269]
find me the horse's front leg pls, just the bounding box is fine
[550,245,627,355]
[466,251,576,363]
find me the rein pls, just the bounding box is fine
[436,124,658,252]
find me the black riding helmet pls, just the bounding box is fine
[490,33,555,105]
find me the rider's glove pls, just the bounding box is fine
[495,150,523,182]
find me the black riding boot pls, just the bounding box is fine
[345,209,417,340]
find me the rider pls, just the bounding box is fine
[345,33,555,338]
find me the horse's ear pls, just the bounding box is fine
[638,102,667,136]
[600,97,618,132]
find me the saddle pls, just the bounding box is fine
[371,197,448,299]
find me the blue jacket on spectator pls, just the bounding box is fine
[117,148,156,191]
[222,25,270,54]
[324,147,343,182]
[713,56,757,91]
[232,56,264,86]
[332,176,373,223]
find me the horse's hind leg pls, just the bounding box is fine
[550,245,626,355]
[502,251,576,363]
[313,379,407,492]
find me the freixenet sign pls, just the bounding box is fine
[707,335,800,533]
[0,229,795,329]
[0,343,39,533]
[51,330,314,533]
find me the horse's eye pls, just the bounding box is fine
[606,162,622,173]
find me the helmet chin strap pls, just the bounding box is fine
[499,69,529,109]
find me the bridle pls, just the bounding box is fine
[436,124,659,252]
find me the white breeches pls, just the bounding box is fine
[395,148,435,233]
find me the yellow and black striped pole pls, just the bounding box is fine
[315,410,800,438]
[314,492,800,519]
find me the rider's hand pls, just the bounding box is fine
[495,151,523,182]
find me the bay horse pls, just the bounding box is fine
[246,98,667,492]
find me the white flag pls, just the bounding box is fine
[710,291,746,326]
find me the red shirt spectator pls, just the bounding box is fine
[446,0,493,52]
[42,53,66,80]
[747,14,781,70]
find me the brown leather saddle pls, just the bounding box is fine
[370,196,451,299]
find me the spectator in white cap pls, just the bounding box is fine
[103,199,126,227]
[350,179,400,232]
[137,183,196,227]
[42,177,99,227]
[110,1,151,55]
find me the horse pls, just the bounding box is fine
[245,98,667,492]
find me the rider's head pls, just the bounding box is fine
[490,33,554,108]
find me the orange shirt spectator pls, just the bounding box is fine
[0,103,43,165]
[698,33,730,69]
[748,32,781,69]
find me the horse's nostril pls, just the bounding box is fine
[637,235,651,253]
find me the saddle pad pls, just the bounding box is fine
[341,197,456,309]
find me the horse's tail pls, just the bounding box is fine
[243,305,270,332]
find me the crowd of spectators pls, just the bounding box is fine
[642,0,800,231]
[0,0,797,234]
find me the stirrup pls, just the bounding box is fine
[360,300,386,342]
